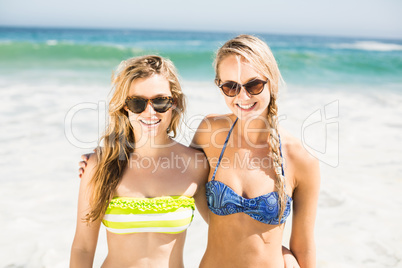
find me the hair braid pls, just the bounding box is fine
[267,96,287,222]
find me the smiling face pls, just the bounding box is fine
[218,54,271,120]
[125,74,174,139]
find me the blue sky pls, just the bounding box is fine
[0,0,401,39]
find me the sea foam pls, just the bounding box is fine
[329,41,402,51]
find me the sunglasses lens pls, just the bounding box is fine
[126,97,173,114]
[244,80,266,95]
[221,82,240,97]
[126,98,147,113]
[151,97,173,113]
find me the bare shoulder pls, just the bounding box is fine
[171,142,209,184]
[191,113,235,149]
[203,113,236,129]
[278,127,317,167]
[278,127,320,188]
[173,141,205,159]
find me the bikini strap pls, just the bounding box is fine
[278,134,285,177]
[211,118,238,181]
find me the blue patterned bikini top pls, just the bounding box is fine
[205,118,292,225]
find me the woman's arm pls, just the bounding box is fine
[193,180,209,223]
[193,161,210,224]
[289,144,321,268]
[190,117,213,223]
[70,154,101,267]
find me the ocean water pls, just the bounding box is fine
[1,27,402,87]
[1,27,401,267]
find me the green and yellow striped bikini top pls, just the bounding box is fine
[102,196,195,234]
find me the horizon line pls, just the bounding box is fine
[1,24,401,42]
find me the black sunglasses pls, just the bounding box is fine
[125,96,174,114]
[216,78,269,97]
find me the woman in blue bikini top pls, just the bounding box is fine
[206,118,292,225]
[192,35,320,268]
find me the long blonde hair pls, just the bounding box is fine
[215,35,288,222]
[85,55,186,223]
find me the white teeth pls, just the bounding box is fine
[140,119,161,125]
[237,103,255,109]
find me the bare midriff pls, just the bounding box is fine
[102,231,186,268]
[200,213,285,268]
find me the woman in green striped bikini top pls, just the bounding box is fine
[103,196,195,234]
[70,55,209,268]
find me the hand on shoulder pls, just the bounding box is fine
[78,148,99,178]
[79,151,99,183]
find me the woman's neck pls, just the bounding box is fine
[133,134,175,156]
[237,115,270,147]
